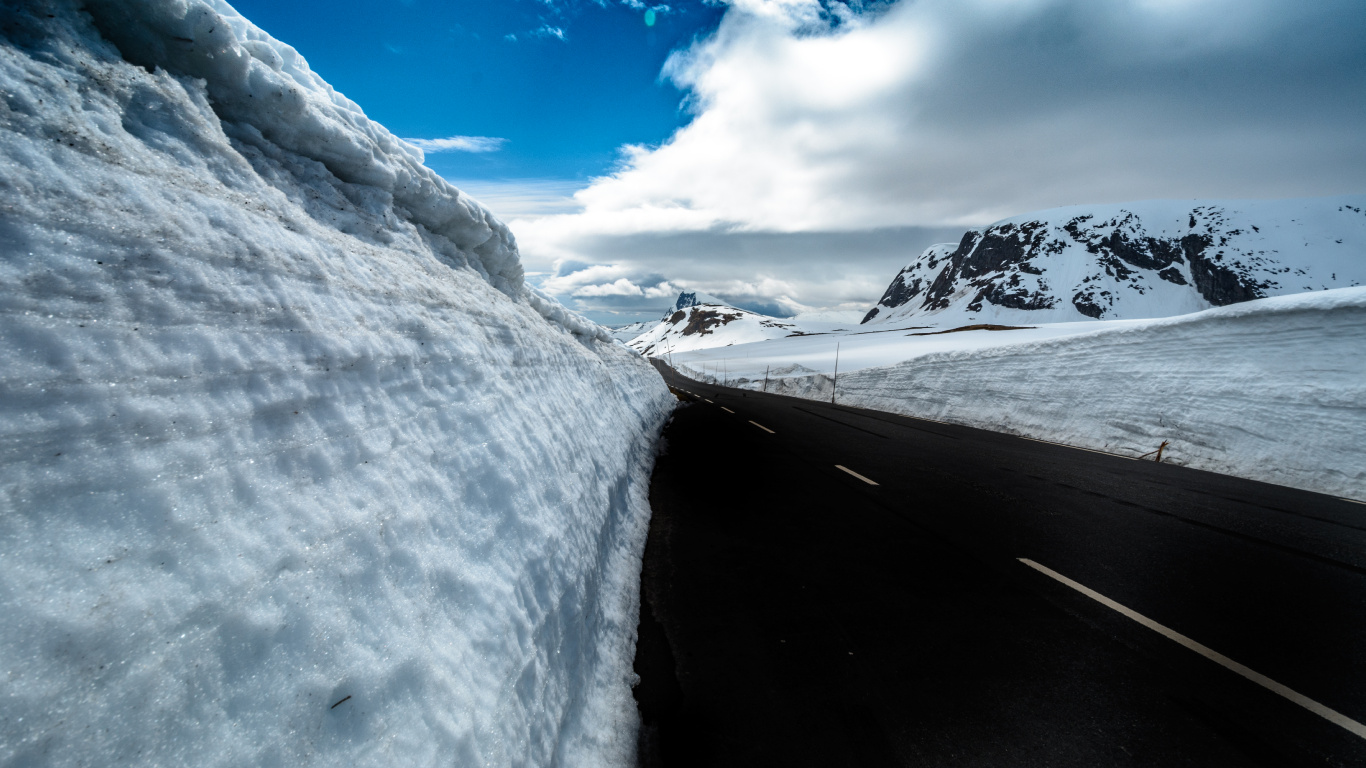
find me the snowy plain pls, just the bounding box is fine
[0,2,672,766]
[672,288,1366,501]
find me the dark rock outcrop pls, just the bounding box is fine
[861,202,1294,324]
[1182,234,1264,306]
[680,308,741,336]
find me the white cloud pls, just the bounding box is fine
[404,135,507,153]
[538,263,635,296]
[499,0,1366,319]
[642,281,678,299]
[572,278,646,297]
[534,24,568,41]
[620,0,672,12]
[448,179,585,218]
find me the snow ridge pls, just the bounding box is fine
[0,3,668,766]
[863,197,1366,327]
[82,0,523,295]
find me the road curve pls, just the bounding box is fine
[633,359,1366,767]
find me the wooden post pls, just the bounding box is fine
[763,365,770,393]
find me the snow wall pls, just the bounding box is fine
[0,2,673,766]
[680,288,1366,501]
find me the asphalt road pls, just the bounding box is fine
[633,359,1366,767]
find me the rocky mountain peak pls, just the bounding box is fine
[862,196,1366,326]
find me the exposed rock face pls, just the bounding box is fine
[680,308,743,336]
[863,197,1366,326]
[669,290,727,314]
[628,292,800,356]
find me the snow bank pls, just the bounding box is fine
[678,289,1366,500]
[0,3,671,766]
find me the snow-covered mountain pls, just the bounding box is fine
[862,196,1366,327]
[0,3,670,766]
[605,320,653,344]
[626,291,808,356]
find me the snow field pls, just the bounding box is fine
[1,3,671,766]
[675,289,1366,500]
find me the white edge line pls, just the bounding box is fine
[1018,558,1366,741]
[1021,436,1135,460]
[835,465,878,486]
[1341,497,1366,506]
[749,420,775,434]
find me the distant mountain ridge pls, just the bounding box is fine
[863,196,1366,326]
[627,292,803,356]
[605,321,652,344]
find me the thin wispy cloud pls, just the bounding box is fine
[404,135,508,153]
[534,24,568,41]
[620,0,671,12]
[451,178,586,218]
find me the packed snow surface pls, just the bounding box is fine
[674,289,1366,500]
[862,196,1366,328]
[0,2,672,766]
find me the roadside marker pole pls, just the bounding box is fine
[832,342,840,404]
[763,365,770,393]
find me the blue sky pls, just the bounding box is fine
[231,0,723,186]
[232,0,1366,325]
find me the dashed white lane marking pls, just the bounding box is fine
[1018,558,1366,741]
[835,465,879,485]
[749,421,775,434]
[721,407,735,413]
[704,399,713,404]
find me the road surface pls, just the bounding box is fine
[633,359,1366,767]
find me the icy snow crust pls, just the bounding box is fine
[674,289,1366,500]
[0,3,671,766]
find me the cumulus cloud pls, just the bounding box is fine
[572,278,646,297]
[505,0,1366,320]
[405,135,507,153]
